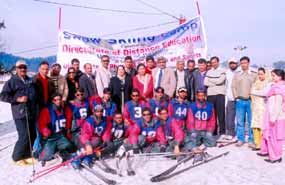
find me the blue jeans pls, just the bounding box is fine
[235,99,253,143]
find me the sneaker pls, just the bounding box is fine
[223,135,234,140]
[235,141,244,147]
[14,160,28,166]
[82,156,92,167]
[24,157,37,164]
[248,143,256,149]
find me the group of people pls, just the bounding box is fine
[0,54,285,169]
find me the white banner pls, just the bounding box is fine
[57,16,207,73]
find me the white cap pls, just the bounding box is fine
[15,60,27,67]
[228,57,237,64]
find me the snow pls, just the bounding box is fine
[0,83,285,185]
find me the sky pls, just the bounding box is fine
[0,0,285,64]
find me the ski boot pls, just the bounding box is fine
[82,156,93,168]
[71,153,81,170]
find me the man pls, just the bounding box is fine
[232,56,257,147]
[193,58,208,93]
[71,58,83,81]
[152,56,176,98]
[79,63,97,99]
[96,55,112,97]
[184,90,216,151]
[69,88,91,149]
[110,113,126,153]
[168,87,189,127]
[185,59,196,102]
[174,60,188,97]
[79,104,112,166]
[49,63,68,102]
[124,56,136,77]
[101,87,117,118]
[148,87,169,117]
[206,61,212,71]
[145,55,156,74]
[38,94,73,166]
[225,58,239,140]
[158,108,184,155]
[204,56,226,137]
[0,60,36,166]
[125,108,166,153]
[33,61,52,111]
[123,88,148,125]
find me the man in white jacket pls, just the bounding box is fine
[225,58,239,140]
[95,55,112,97]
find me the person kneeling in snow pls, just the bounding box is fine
[184,90,216,151]
[76,104,112,167]
[69,88,91,149]
[38,94,73,166]
[157,108,184,155]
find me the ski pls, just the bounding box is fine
[94,159,117,175]
[150,153,194,182]
[0,143,13,152]
[218,140,237,148]
[151,151,230,182]
[70,167,97,185]
[81,163,117,185]
[126,154,135,176]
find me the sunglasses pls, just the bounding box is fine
[143,113,151,116]
[53,98,62,101]
[17,66,27,69]
[76,93,84,96]
[102,60,110,63]
[95,110,104,113]
[132,94,139,97]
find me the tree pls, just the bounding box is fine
[273,61,285,69]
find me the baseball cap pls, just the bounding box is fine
[228,57,238,64]
[16,60,27,67]
[94,104,104,112]
[178,87,187,93]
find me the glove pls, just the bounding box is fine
[42,128,51,138]
[85,144,93,155]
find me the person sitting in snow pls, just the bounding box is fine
[122,107,166,154]
[184,89,216,151]
[38,93,73,166]
[77,104,112,167]
[69,88,91,149]
[157,107,184,155]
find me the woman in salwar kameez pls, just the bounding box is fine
[257,69,285,163]
[250,68,271,150]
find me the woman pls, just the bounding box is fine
[257,69,285,163]
[109,65,132,112]
[66,67,79,103]
[132,63,154,100]
[250,68,271,150]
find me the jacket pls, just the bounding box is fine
[185,69,196,102]
[192,70,207,93]
[159,117,184,145]
[132,74,154,99]
[95,66,111,97]
[49,74,69,101]
[32,74,53,110]
[186,102,216,132]
[152,67,176,97]
[109,75,132,112]
[232,70,257,99]
[0,74,36,120]
[79,73,97,99]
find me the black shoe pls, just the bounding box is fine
[257,153,268,157]
[127,170,136,176]
[252,148,261,151]
[264,158,282,163]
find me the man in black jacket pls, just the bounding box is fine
[185,59,196,102]
[0,60,36,166]
[71,58,83,81]
[79,63,97,99]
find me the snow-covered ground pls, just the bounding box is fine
[0,83,285,185]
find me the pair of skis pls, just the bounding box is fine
[150,151,230,182]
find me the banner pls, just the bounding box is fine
[57,16,207,72]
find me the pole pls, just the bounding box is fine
[58,7,62,30]
[195,0,201,16]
